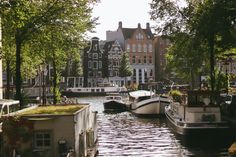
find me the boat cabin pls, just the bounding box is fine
[0,99,20,117]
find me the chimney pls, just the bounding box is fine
[138,23,141,28]
[118,21,122,28]
[146,23,150,29]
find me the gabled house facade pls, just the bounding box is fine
[83,37,105,87]
[107,22,155,85]
[103,40,126,86]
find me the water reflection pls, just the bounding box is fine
[77,97,232,157]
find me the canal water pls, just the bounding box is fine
[77,96,235,157]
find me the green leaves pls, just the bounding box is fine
[119,52,133,78]
[150,0,236,90]
[1,0,98,105]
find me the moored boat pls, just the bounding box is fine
[103,93,128,112]
[62,83,127,97]
[129,90,171,117]
[165,90,229,136]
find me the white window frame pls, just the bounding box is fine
[138,44,142,52]
[148,44,153,52]
[126,44,130,52]
[143,44,147,52]
[34,131,52,150]
[132,44,136,52]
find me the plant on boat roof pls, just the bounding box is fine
[169,90,183,103]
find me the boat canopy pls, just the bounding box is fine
[129,90,154,99]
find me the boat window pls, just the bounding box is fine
[1,105,7,115]
[107,97,112,100]
[115,97,122,100]
[96,89,100,92]
[138,96,150,102]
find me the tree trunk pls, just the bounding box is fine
[52,52,60,104]
[190,69,195,90]
[15,32,23,108]
[209,35,215,91]
[6,59,11,99]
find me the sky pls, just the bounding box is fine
[87,0,154,40]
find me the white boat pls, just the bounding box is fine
[103,93,128,112]
[129,90,171,117]
[63,83,127,97]
[165,90,229,136]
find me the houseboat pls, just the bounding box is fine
[129,90,171,117]
[165,90,229,136]
[62,83,127,97]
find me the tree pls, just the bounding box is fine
[166,33,208,89]
[1,0,98,106]
[150,0,236,91]
[119,52,133,86]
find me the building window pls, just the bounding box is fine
[93,44,98,51]
[89,71,93,77]
[93,53,98,59]
[109,70,113,77]
[144,56,147,63]
[138,44,142,52]
[34,131,51,149]
[114,47,119,53]
[143,44,147,52]
[138,57,141,64]
[99,53,102,58]
[136,33,144,40]
[132,44,136,52]
[88,53,92,58]
[99,61,102,68]
[88,61,92,68]
[150,69,153,76]
[148,44,153,52]
[126,44,130,52]
[132,56,136,64]
[149,56,152,63]
[98,72,102,77]
[93,61,98,69]
[133,69,136,80]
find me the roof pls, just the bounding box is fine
[0,99,19,106]
[121,28,154,40]
[18,105,86,116]
[103,40,115,51]
[129,90,154,99]
[122,28,136,39]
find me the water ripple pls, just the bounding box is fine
[77,97,231,157]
